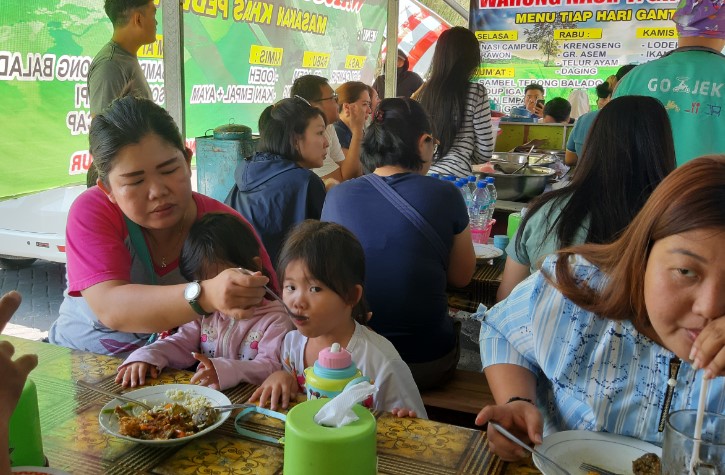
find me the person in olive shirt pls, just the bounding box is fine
[87,0,158,186]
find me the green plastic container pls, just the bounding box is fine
[9,379,45,467]
[284,399,376,475]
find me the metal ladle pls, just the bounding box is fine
[510,145,538,175]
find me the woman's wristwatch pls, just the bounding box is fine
[184,281,209,315]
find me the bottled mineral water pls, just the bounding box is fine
[485,177,497,222]
[456,180,472,208]
[470,181,490,244]
[467,175,477,193]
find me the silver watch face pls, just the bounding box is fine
[184,281,201,301]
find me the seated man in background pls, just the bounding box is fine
[291,75,362,188]
[542,98,572,124]
[523,83,545,118]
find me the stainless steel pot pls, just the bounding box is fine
[490,152,556,168]
[476,166,555,201]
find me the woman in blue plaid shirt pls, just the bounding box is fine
[476,155,725,461]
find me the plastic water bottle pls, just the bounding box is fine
[470,181,490,244]
[485,177,497,222]
[456,180,472,208]
[467,175,477,193]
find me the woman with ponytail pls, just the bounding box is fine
[225,97,328,264]
[322,98,476,390]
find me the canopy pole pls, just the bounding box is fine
[384,0,400,99]
[161,0,185,137]
[443,0,469,22]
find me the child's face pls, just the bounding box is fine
[282,259,355,338]
[643,228,725,362]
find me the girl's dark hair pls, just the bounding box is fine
[277,220,370,325]
[595,82,612,99]
[551,155,725,327]
[89,95,186,185]
[336,81,370,111]
[257,97,326,163]
[416,26,481,158]
[362,97,431,172]
[179,213,268,282]
[515,95,676,260]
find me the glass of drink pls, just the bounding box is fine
[663,410,725,475]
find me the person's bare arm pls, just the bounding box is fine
[337,103,366,180]
[496,257,531,302]
[475,364,542,461]
[564,149,578,166]
[82,269,268,333]
[448,226,476,288]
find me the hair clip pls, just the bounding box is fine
[374,109,385,123]
[294,95,311,106]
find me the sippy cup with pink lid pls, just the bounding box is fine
[303,343,367,400]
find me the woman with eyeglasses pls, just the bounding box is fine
[414,26,495,178]
[322,98,476,390]
[225,97,328,264]
[333,81,372,172]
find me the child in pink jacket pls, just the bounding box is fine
[116,213,293,390]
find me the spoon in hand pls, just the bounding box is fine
[489,422,571,475]
[235,268,304,321]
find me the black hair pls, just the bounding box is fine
[277,220,370,325]
[543,97,572,123]
[362,97,432,172]
[595,82,612,100]
[416,26,481,158]
[524,83,545,95]
[615,64,636,81]
[290,75,329,102]
[515,95,676,260]
[179,213,267,282]
[257,97,326,162]
[104,0,151,27]
[89,95,185,185]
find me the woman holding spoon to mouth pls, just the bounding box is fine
[476,156,725,461]
[49,96,276,358]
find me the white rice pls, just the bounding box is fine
[156,389,212,413]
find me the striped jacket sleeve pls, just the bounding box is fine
[429,82,494,178]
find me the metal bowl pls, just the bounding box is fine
[476,165,556,202]
[490,152,556,168]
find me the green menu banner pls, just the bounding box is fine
[468,0,694,113]
[0,0,386,199]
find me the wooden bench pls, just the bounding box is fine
[421,369,496,428]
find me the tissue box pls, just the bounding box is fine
[284,399,376,475]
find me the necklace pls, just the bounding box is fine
[148,210,187,268]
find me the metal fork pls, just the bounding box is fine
[579,462,621,475]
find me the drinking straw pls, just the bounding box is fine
[689,377,710,474]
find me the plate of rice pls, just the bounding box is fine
[98,384,231,446]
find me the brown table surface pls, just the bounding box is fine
[4,335,541,474]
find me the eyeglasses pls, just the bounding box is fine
[314,92,338,103]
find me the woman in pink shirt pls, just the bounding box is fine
[49,96,275,356]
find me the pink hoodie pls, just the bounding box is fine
[120,300,293,389]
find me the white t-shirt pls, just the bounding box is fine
[281,322,428,418]
[313,124,345,178]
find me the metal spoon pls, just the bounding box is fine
[235,268,303,320]
[511,145,537,175]
[489,422,571,475]
[76,380,153,410]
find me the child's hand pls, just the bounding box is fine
[691,316,725,379]
[390,407,417,418]
[248,370,298,410]
[116,362,158,388]
[190,352,220,390]
[474,401,543,462]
